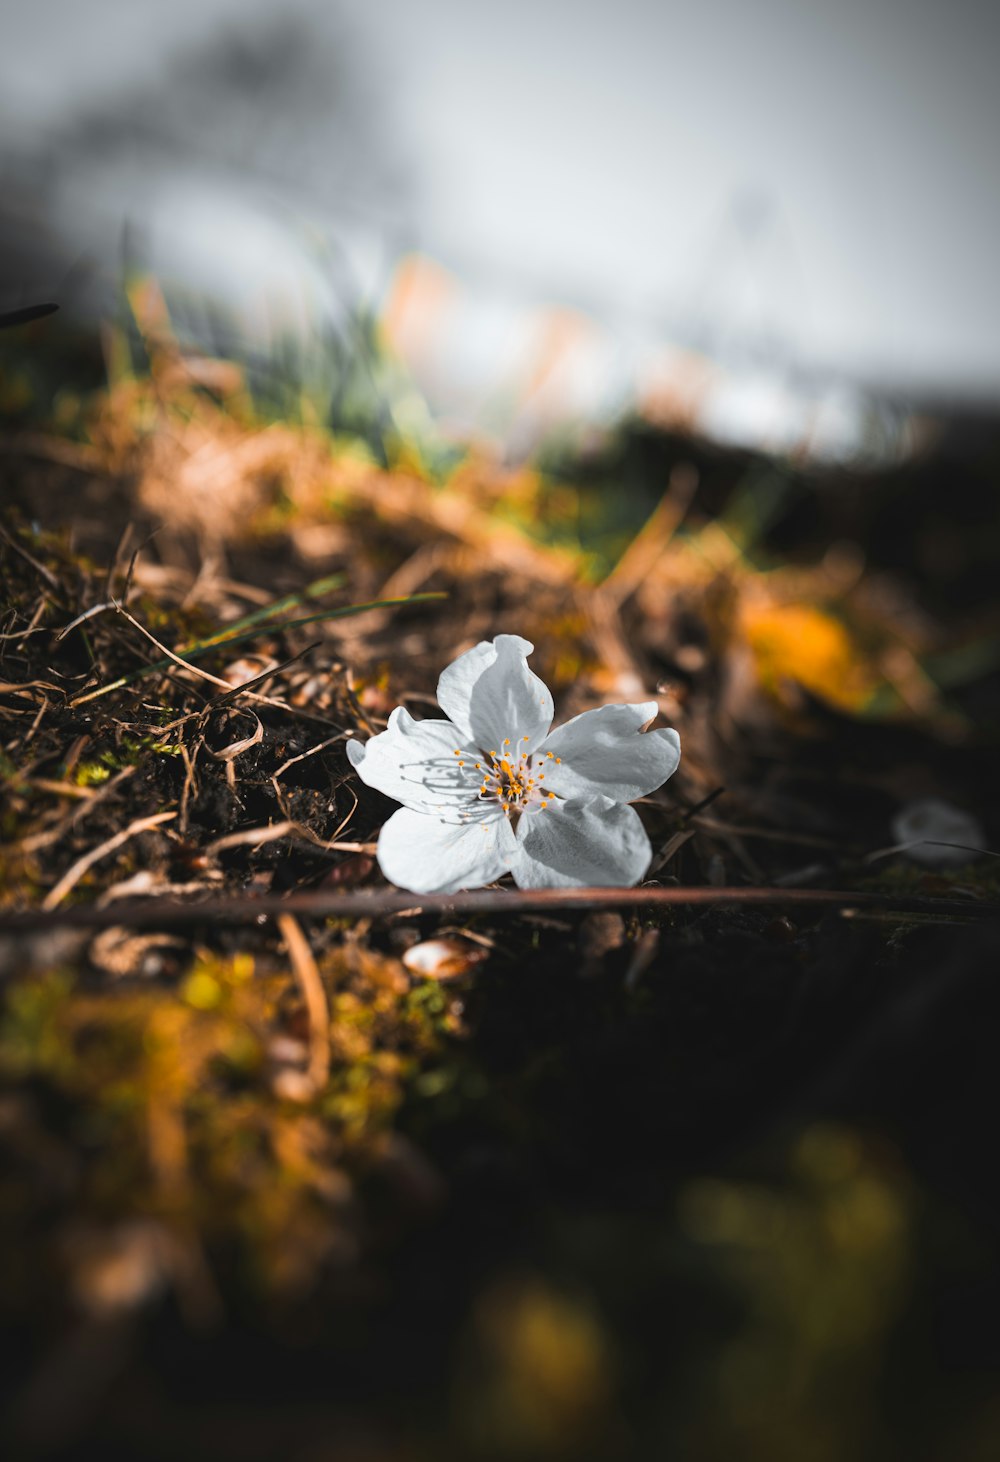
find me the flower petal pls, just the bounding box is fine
[511,796,652,888]
[346,708,483,820]
[376,806,519,893]
[436,634,554,752]
[538,703,680,804]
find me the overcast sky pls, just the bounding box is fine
[3,0,999,397]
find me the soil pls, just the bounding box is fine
[2,315,999,1461]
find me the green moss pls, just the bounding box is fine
[73,761,112,787]
[0,944,463,1306]
[70,733,184,786]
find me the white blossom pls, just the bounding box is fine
[347,634,681,893]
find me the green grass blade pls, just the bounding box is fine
[180,572,347,653]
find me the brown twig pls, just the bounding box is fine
[2,884,996,934]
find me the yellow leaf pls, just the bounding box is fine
[740,601,877,713]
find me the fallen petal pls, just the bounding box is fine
[891,798,988,868]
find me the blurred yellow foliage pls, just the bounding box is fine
[740,600,879,713]
[456,1277,614,1457]
[677,1124,912,1462]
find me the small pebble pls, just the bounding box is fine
[578,912,626,962]
[402,937,489,981]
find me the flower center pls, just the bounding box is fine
[453,736,562,818]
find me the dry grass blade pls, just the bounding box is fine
[272,734,346,780]
[111,604,236,692]
[0,593,49,647]
[207,822,375,857]
[0,678,65,699]
[649,828,696,873]
[277,913,331,1095]
[70,591,448,706]
[0,523,61,592]
[624,928,661,992]
[600,462,698,606]
[0,302,58,329]
[42,811,177,911]
[55,601,126,641]
[202,706,264,792]
[203,711,263,762]
[269,740,365,851]
[295,837,375,854]
[22,779,95,802]
[206,821,298,854]
[14,766,137,855]
[694,816,848,850]
[207,642,319,708]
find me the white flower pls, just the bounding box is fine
[347,634,681,893]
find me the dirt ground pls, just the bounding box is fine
[2,306,1000,1460]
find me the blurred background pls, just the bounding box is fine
[3,0,1000,460]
